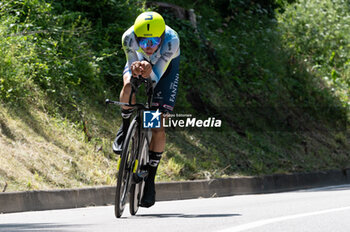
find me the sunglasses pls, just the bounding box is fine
[138,37,161,49]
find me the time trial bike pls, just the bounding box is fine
[106,76,154,218]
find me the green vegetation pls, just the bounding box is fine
[278,0,350,107]
[0,0,349,192]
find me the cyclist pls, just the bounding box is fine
[113,11,180,208]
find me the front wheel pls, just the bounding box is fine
[129,137,149,215]
[114,119,138,218]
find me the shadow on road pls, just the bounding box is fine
[0,223,83,232]
[134,213,241,219]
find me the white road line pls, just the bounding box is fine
[218,206,350,232]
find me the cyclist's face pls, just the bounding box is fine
[142,45,159,56]
[138,37,161,56]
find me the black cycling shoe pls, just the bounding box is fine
[112,119,130,154]
[140,176,156,208]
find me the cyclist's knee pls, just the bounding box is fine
[123,72,131,84]
[120,73,135,109]
[122,82,132,96]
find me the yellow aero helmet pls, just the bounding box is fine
[134,11,165,38]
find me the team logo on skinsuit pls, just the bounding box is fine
[143,109,161,128]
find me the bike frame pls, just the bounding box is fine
[106,76,154,179]
[106,76,154,217]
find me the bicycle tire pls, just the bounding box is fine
[115,119,138,218]
[129,137,149,215]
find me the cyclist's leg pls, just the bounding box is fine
[140,149,162,208]
[151,55,180,113]
[149,114,166,152]
[147,54,180,157]
[120,69,136,109]
[141,56,180,207]
[113,67,136,154]
[149,54,180,152]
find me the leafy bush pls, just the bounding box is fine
[161,0,348,133]
[0,13,35,100]
[0,0,145,118]
[278,0,350,108]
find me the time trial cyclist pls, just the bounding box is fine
[112,11,180,208]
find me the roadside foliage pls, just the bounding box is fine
[0,0,349,191]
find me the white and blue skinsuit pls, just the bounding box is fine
[122,25,180,112]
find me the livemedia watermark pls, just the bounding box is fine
[143,110,222,129]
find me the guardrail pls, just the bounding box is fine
[1,169,349,213]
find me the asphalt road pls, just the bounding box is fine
[1,184,350,232]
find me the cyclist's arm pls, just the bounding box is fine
[122,27,139,78]
[150,37,180,83]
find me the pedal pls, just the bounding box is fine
[133,171,149,183]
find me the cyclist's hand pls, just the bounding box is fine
[131,61,142,77]
[140,61,152,78]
